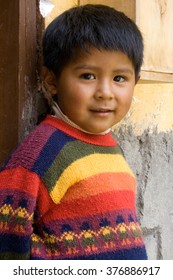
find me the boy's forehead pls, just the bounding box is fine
[71,47,133,66]
[72,46,129,61]
[64,47,135,76]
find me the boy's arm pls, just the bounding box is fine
[0,166,39,259]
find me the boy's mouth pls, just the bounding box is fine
[90,107,114,116]
[90,107,114,113]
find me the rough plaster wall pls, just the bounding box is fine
[21,76,47,139]
[114,125,173,259]
[21,76,38,138]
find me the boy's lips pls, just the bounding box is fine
[90,107,114,113]
[90,107,114,116]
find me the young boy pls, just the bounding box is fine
[0,4,147,259]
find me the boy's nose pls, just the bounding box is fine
[94,80,113,100]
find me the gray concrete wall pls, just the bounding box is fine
[114,125,173,259]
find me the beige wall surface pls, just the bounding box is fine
[118,82,173,135]
[45,0,78,25]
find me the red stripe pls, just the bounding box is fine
[0,167,55,216]
[43,115,117,146]
[0,167,39,197]
[63,172,136,202]
[43,190,135,221]
[37,180,55,215]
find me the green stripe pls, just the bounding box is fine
[0,252,30,260]
[42,140,122,192]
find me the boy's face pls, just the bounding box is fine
[46,48,137,133]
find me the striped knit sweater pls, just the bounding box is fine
[0,115,147,260]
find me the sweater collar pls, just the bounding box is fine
[52,101,111,136]
[43,115,117,147]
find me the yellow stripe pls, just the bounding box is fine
[50,154,134,204]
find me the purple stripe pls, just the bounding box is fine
[6,123,56,170]
[43,209,137,235]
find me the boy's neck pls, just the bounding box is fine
[52,101,111,136]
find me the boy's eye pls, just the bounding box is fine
[80,73,95,80]
[113,75,125,82]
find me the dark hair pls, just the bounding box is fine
[42,4,143,79]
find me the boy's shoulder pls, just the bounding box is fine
[2,118,57,171]
[2,116,125,173]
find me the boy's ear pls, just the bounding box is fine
[41,67,57,96]
[135,75,140,84]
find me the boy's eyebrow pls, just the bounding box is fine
[74,64,134,75]
[113,68,134,75]
[74,64,99,70]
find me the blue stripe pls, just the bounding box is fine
[31,130,75,177]
[0,234,30,253]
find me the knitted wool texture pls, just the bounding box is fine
[0,115,147,259]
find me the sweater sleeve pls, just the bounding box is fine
[0,166,40,259]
